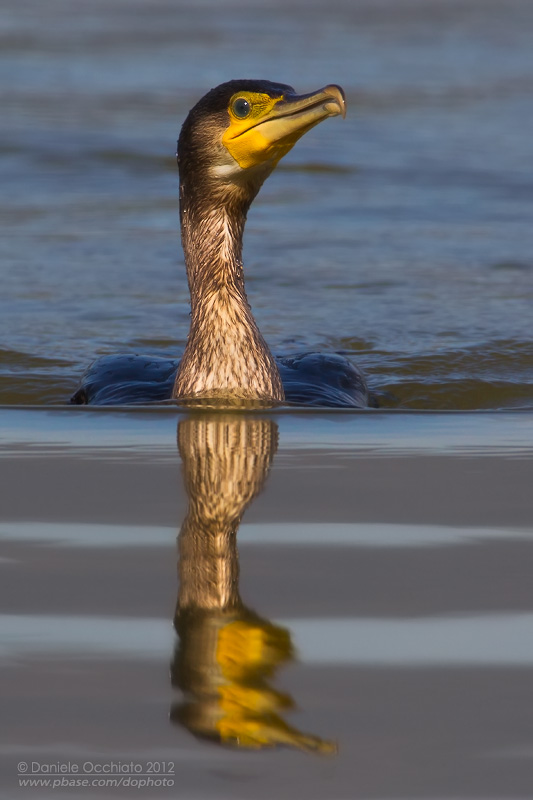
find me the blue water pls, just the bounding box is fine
[1,0,532,408]
[2,6,533,795]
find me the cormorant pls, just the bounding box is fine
[72,80,369,408]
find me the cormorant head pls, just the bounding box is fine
[178,79,346,205]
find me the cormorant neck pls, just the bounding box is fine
[173,179,284,402]
[180,182,250,305]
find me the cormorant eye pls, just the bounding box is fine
[232,97,251,119]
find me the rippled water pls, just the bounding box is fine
[1,0,532,408]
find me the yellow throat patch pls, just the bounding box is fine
[222,91,299,170]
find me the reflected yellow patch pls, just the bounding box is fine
[216,618,292,680]
[212,618,336,752]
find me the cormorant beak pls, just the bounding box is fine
[222,85,346,172]
[268,84,347,125]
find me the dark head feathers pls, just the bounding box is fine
[187,79,295,117]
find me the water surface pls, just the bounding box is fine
[1,2,533,797]
[1,408,533,798]
[1,0,532,408]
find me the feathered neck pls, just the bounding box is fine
[173,177,284,402]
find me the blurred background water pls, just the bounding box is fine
[1,0,532,408]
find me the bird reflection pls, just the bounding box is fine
[170,413,335,753]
